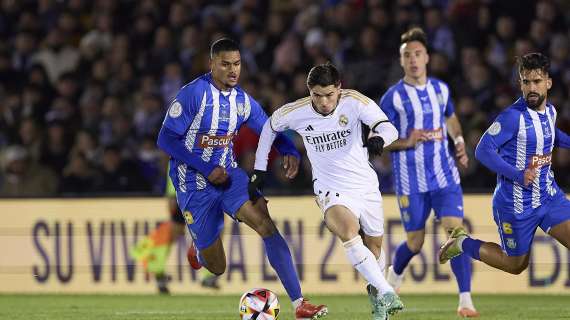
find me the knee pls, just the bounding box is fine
[506,260,529,275]
[252,217,277,238]
[406,238,424,253]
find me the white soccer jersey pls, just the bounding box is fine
[255,89,397,193]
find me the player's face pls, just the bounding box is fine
[520,69,551,110]
[400,41,429,80]
[309,84,341,115]
[210,50,241,90]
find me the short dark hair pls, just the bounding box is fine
[210,38,240,59]
[400,27,428,50]
[307,63,341,88]
[517,52,550,75]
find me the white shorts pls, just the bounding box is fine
[314,186,384,237]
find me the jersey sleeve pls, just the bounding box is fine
[244,95,269,134]
[438,81,455,117]
[475,109,524,184]
[360,96,390,128]
[555,128,570,149]
[269,106,291,132]
[378,90,399,125]
[162,86,198,136]
[245,97,299,158]
[360,96,398,146]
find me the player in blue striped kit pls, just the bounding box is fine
[157,38,327,319]
[440,53,570,277]
[379,28,479,317]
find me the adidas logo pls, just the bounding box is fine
[305,125,314,131]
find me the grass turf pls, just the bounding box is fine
[1,294,569,320]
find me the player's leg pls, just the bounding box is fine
[155,197,187,293]
[541,192,570,249]
[225,167,327,319]
[388,193,429,291]
[325,204,395,319]
[357,191,404,317]
[434,184,478,317]
[362,233,386,273]
[440,206,538,275]
[130,196,188,294]
[184,190,228,275]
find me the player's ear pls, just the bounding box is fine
[546,77,552,90]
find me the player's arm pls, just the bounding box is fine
[378,91,424,151]
[245,97,300,175]
[249,109,292,200]
[475,111,527,186]
[157,92,225,185]
[555,128,570,149]
[445,114,469,168]
[359,96,398,156]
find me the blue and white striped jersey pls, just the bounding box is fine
[160,73,294,204]
[379,78,460,195]
[476,98,560,215]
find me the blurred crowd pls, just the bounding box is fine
[1,0,570,197]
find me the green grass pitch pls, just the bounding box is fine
[1,294,569,319]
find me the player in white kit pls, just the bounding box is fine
[250,63,403,320]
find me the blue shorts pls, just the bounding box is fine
[397,183,464,232]
[493,192,570,256]
[181,166,250,250]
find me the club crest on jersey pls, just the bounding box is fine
[339,114,349,127]
[237,102,245,116]
[169,101,183,118]
[488,122,501,135]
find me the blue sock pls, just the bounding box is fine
[462,238,483,261]
[393,242,417,275]
[451,254,471,292]
[263,232,302,301]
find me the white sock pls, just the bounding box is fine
[459,292,475,309]
[343,236,394,294]
[377,249,386,275]
[292,297,304,309]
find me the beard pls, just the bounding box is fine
[525,92,546,109]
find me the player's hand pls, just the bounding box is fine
[207,166,228,185]
[248,170,266,201]
[455,142,469,168]
[407,129,425,148]
[523,168,537,186]
[367,136,385,156]
[282,155,299,179]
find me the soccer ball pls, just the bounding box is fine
[239,288,280,320]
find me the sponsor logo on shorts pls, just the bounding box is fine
[506,238,516,249]
[402,211,410,223]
